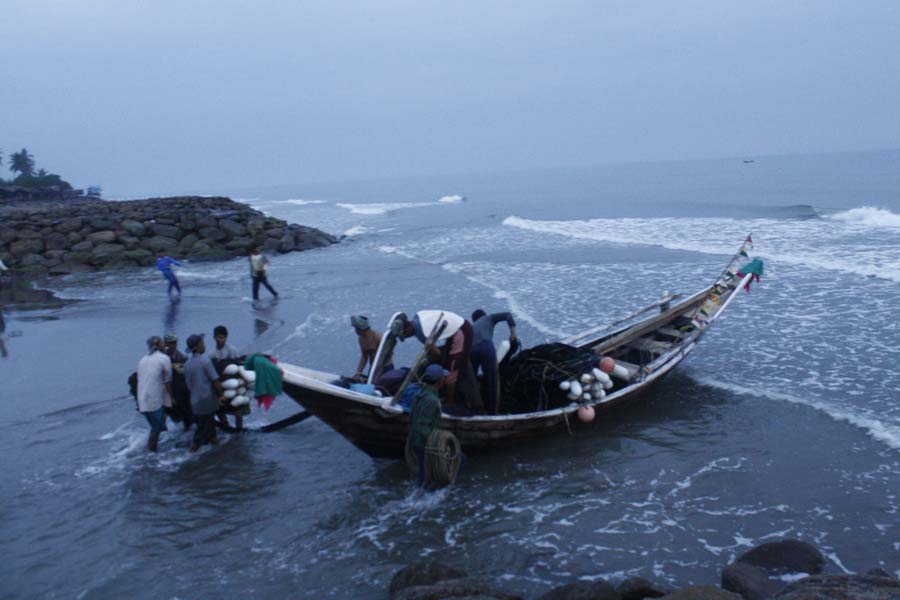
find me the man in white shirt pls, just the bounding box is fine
[136,336,174,451]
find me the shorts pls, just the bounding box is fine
[142,407,168,433]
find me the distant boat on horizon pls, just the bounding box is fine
[743,159,756,163]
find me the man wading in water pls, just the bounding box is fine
[135,336,174,452]
[183,334,225,452]
[249,246,278,301]
[156,250,182,297]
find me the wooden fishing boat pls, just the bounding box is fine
[280,239,763,459]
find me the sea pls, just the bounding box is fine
[2,149,899,598]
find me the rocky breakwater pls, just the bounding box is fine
[0,196,337,275]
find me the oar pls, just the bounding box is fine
[214,410,312,433]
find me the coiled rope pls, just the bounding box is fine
[405,430,462,488]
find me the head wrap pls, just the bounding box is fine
[350,315,370,331]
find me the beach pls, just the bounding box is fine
[2,149,899,598]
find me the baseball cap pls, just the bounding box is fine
[422,363,449,383]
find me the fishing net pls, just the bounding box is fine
[498,343,596,413]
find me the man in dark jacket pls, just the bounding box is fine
[409,364,447,488]
[470,309,517,413]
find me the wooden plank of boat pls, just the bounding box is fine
[587,286,710,355]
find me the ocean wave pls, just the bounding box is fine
[284,199,327,206]
[826,206,900,229]
[696,377,900,451]
[342,225,368,237]
[502,215,900,283]
[338,195,465,216]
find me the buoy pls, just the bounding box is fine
[591,367,604,381]
[577,405,595,422]
[559,380,571,391]
[223,389,237,399]
[221,379,240,390]
[611,364,631,381]
[582,392,592,401]
[241,370,256,383]
[570,381,583,397]
[566,391,579,401]
[580,373,593,385]
[237,386,247,396]
[222,364,240,376]
[599,356,616,374]
[231,395,249,407]
[602,379,614,390]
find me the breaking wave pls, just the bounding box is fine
[337,194,465,216]
[826,206,900,229]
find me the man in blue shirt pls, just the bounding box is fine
[183,333,225,451]
[156,250,182,296]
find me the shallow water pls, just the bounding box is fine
[3,149,900,598]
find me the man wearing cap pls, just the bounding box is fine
[162,332,192,430]
[408,363,447,488]
[183,333,225,451]
[135,336,174,452]
[351,315,392,381]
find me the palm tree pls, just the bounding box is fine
[9,148,35,177]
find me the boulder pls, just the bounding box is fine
[266,227,284,239]
[721,561,783,600]
[55,217,83,234]
[774,574,900,599]
[263,237,281,253]
[71,240,94,252]
[88,217,116,231]
[87,230,117,244]
[735,539,825,576]
[660,587,741,599]
[219,219,246,237]
[390,563,469,598]
[536,580,618,600]
[91,243,127,264]
[225,237,254,251]
[140,236,179,253]
[10,239,44,257]
[617,577,669,599]
[866,568,893,578]
[15,228,43,240]
[44,232,69,251]
[123,249,154,265]
[119,235,141,250]
[66,232,82,245]
[198,226,227,241]
[18,254,47,267]
[120,219,147,237]
[149,222,182,239]
[0,228,17,244]
[279,234,296,253]
[178,233,200,251]
[394,578,522,600]
[63,251,93,265]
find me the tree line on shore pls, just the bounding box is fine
[0,147,76,192]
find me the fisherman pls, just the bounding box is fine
[135,335,174,452]
[162,332,192,430]
[156,250,182,297]
[351,315,392,381]
[395,311,480,409]
[469,309,518,413]
[249,245,278,301]
[408,363,447,488]
[183,333,225,451]
[210,325,239,360]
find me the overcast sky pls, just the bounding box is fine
[2,1,899,196]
